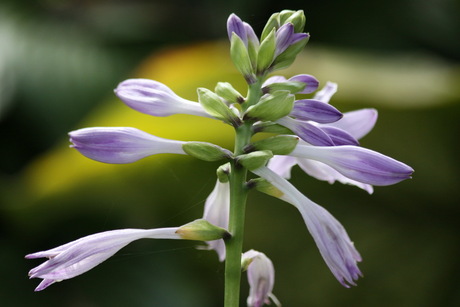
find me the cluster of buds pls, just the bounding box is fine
[26,10,413,306]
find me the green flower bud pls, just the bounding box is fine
[217,162,231,183]
[236,150,273,170]
[250,178,284,199]
[271,37,309,71]
[260,13,280,41]
[244,90,294,122]
[230,33,256,84]
[284,10,306,33]
[176,219,231,241]
[246,135,299,155]
[263,81,306,94]
[215,82,245,104]
[197,88,241,126]
[183,141,232,162]
[279,10,296,25]
[256,29,276,75]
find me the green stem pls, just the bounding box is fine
[224,81,262,307]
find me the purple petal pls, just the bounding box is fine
[325,108,378,140]
[275,23,295,56]
[227,14,247,45]
[202,180,230,262]
[252,167,362,287]
[69,127,186,164]
[277,117,335,146]
[313,81,338,103]
[288,74,319,94]
[296,159,374,194]
[290,144,414,186]
[244,22,259,47]
[115,79,212,118]
[267,155,298,179]
[262,75,287,87]
[290,99,343,123]
[321,126,360,146]
[243,250,276,307]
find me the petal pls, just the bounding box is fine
[290,144,414,186]
[262,75,287,88]
[115,79,213,118]
[69,127,186,164]
[267,155,298,179]
[313,81,337,103]
[288,74,319,94]
[274,23,294,56]
[243,250,276,307]
[325,108,378,140]
[202,180,230,262]
[252,167,362,287]
[277,117,335,146]
[290,99,343,123]
[320,126,360,146]
[296,159,374,194]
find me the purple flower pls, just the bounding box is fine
[26,227,182,291]
[227,13,259,48]
[243,250,280,307]
[290,99,343,123]
[289,144,414,186]
[277,116,335,146]
[69,127,187,164]
[288,74,319,94]
[252,167,362,287]
[115,79,213,118]
[202,180,230,262]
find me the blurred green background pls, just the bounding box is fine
[1,0,459,306]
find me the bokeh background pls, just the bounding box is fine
[1,0,459,306]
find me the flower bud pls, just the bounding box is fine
[246,135,299,155]
[197,88,241,126]
[256,29,276,74]
[216,162,231,183]
[260,13,280,41]
[271,35,309,71]
[215,82,245,104]
[236,150,273,170]
[283,10,306,33]
[176,219,230,241]
[183,142,232,162]
[244,90,294,122]
[230,33,256,84]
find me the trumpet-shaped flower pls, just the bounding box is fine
[26,227,183,291]
[69,127,187,164]
[252,167,362,287]
[243,250,280,307]
[26,220,228,291]
[202,180,230,261]
[115,78,214,118]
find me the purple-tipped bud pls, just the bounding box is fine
[277,117,335,146]
[227,14,247,45]
[290,144,414,186]
[275,23,308,57]
[290,99,343,123]
[115,79,212,118]
[288,74,319,94]
[69,127,186,164]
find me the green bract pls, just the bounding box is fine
[197,88,241,126]
[183,142,232,162]
[246,135,299,155]
[244,90,294,121]
[236,150,273,170]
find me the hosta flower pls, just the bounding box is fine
[26,227,182,291]
[26,220,228,291]
[69,127,187,164]
[115,78,214,118]
[274,23,308,57]
[243,250,280,307]
[202,180,230,262]
[252,167,362,287]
